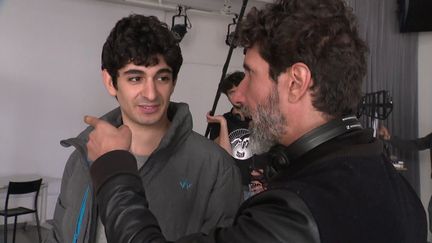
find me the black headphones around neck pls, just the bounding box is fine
[267,115,362,176]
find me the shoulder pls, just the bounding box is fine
[188,130,220,143]
[187,132,232,157]
[183,131,236,166]
[243,189,313,213]
[61,150,91,187]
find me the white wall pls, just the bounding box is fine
[418,32,432,238]
[0,0,244,180]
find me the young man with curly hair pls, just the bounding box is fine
[45,14,242,243]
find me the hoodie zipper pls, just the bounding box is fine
[73,185,90,243]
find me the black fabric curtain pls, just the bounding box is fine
[345,0,419,193]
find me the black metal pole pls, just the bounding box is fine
[204,0,249,137]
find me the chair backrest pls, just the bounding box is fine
[5,178,42,211]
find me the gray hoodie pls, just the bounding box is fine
[45,102,243,243]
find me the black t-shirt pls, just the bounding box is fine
[209,111,267,186]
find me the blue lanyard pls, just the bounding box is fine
[73,185,90,243]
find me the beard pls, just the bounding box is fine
[242,85,286,154]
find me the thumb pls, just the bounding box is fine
[84,115,100,127]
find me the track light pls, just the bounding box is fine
[225,15,239,48]
[171,6,191,43]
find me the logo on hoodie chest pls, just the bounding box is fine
[179,179,192,190]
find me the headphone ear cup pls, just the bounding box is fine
[264,165,278,181]
[267,145,291,177]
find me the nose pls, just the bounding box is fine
[140,79,157,101]
[230,76,247,106]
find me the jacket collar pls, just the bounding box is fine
[60,102,193,163]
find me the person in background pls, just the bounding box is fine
[45,14,242,243]
[379,125,432,152]
[379,124,432,233]
[207,71,268,198]
[84,0,428,242]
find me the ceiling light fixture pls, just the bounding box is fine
[171,5,192,43]
[225,14,239,47]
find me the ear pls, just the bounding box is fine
[281,63,312,103]
[102,69,117,97]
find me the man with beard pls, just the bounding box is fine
[207,71,268,198]
[83,0,428,242]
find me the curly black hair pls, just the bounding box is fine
[101,14,183,88]
[219,71,245,95]
[238,0,368,117]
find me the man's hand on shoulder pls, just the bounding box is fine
[84,115,132,161]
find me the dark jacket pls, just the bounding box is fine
[46,102,243,243]
[91,129,427,243]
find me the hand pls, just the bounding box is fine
[84,115,132,161]
[378,125,391,140]
[206,112,227,125]
[249,169,267,194]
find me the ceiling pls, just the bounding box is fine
[99,0,273,15]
